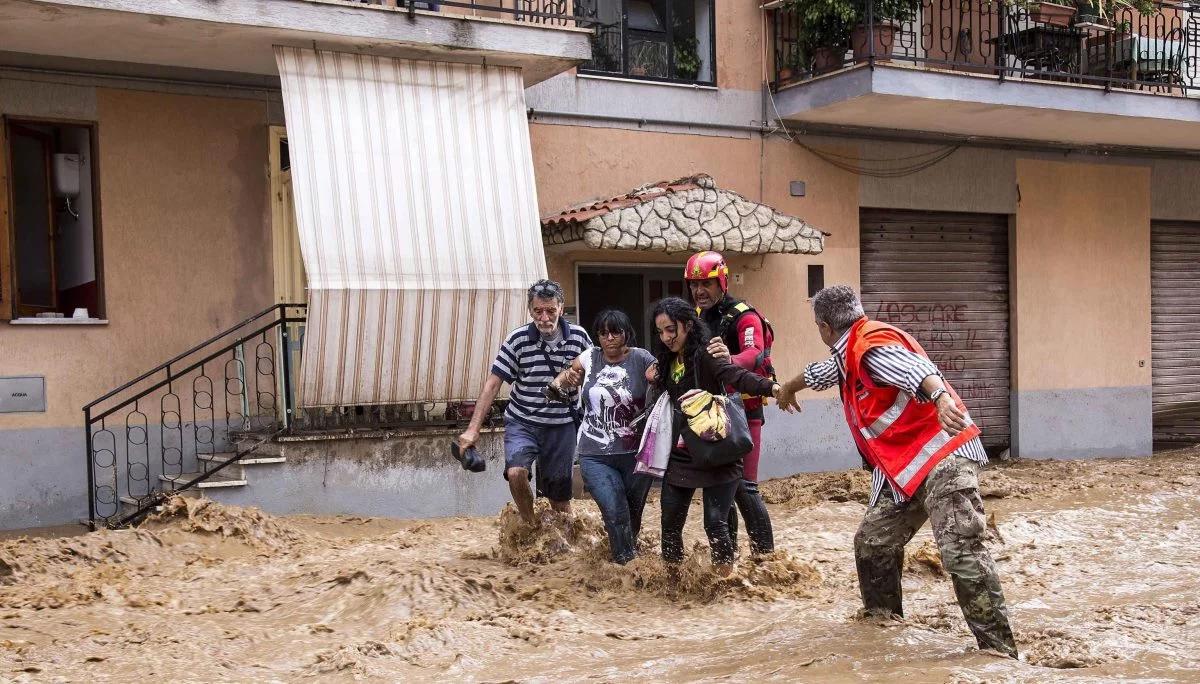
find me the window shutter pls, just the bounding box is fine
[0,121,12,321]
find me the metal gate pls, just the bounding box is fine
[860,209,1011,453]
[1151,221,1200,444]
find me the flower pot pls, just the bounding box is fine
[851,21,900,63]
[777,66,795,82]
[1030,2,1077,27]
[812,46,846,74]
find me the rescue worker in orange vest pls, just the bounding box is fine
[685,251,776,556]
[776,285,1017,658]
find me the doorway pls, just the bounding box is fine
[576,263,684,349]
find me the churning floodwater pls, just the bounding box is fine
[2,449,1199,682]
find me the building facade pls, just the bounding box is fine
[2,0,1198,529]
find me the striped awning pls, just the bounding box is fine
[276,47,546,407]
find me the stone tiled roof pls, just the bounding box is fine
[540,174,827,255]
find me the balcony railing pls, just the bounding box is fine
[772,0,1200,96]
[341,0,582,26]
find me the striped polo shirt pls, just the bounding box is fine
[491,318,592,426]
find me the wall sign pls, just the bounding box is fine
[0,376,46,413]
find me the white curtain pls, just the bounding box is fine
[275,47,546,406]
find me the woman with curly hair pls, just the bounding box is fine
[651,296,782,575]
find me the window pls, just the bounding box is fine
[808,264,824,298]
[576,0,715,85]
[2,119,102,321]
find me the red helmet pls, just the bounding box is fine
[684,251,729,291]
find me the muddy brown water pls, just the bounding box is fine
[2,450,1199,682]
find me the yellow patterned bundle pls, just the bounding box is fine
[678,389,731,442]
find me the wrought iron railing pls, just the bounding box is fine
[772,0,1200,95]
[340,0,582,26]
[83,304,306,528]
[81,302,509,528]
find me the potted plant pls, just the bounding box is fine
[777,43,803,81]
[1075,0,1156,24]
[783,0,855,75]
[1027,1,1077,26]
[674,36,702,81]
[849,0,921,62]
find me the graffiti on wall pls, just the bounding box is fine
[871,301,1001,403]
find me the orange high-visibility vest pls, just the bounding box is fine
[841,318,982,498]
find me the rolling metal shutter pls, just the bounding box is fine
[1151,221,1200,444]
[860,209,1011,453]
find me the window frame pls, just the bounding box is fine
[577,0,718,87]
[2,116,105,322]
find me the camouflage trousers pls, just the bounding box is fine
[853,455,1018,657]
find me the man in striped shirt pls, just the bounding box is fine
[457,280,592,524]
[777,285,1017,658]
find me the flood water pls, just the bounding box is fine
[2,449,1199,682]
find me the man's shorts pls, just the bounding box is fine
[503,420,577,503]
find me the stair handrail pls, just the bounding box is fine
[83,303,305,413]
[83,302,307,528]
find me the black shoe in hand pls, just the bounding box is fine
[450,441,486,472]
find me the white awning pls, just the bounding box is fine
[276,47,546,407]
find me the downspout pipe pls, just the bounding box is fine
[526,107,772,134]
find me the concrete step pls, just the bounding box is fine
[118,495,161,517]
[114,486,203,521]
[160,472,248,489]
[197,451,286,466]
[231,440,283,457]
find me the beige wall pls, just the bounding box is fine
[533,126,859,393]
[717,0,766,91]
[1013,159,1152,392]
[859,143,1018,215]
[0,88,273,428]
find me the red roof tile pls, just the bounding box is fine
[541,174,710,229]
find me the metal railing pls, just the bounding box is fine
[83,304,306,528]
[81,302,510,527]
[773,0,1200,95]
[340,0,583,26]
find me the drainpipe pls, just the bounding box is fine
[526,108,771,134]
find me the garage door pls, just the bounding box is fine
[860,209,1011,453]
[1151,221,1200,444]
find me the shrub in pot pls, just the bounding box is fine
[782,0,854,75]
[849,0,920,62]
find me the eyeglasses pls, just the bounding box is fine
[598,330,625,340]
[530,281,561,300]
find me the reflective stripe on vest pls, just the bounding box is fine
[860,391,910,440]
[892,414,976,489]
[843,318,982,497]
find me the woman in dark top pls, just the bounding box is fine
[651,297,781,575]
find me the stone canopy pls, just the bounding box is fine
[540,174,827,255]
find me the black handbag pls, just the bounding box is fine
[678,391,753,469]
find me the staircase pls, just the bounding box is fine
[84,304,306,528]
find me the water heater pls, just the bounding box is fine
[52,153,82,198]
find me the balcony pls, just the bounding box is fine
[768,0,1200,150]
[0,0,592,86]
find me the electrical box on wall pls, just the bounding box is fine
[0,376,46,413]
[52,154,82,198]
